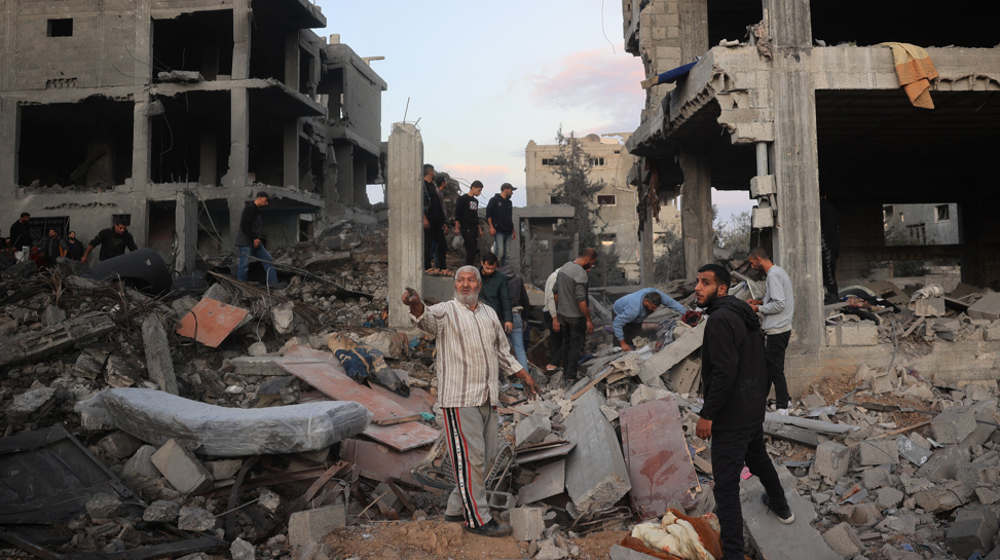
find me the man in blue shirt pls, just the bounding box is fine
[612,287,687,351]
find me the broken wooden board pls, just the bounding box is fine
[637,321,705,386]
[175,298,249,348]
[340,439,426,488]
[362,421,440,453]
[620,396,701,519]
[570,367,615,401]
[518,459,566,505]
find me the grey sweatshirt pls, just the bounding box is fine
[553,262,589,319]
[759,264,794,334]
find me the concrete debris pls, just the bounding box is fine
[177,506,217,531]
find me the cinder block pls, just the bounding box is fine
[288,504,345,548]
[956,462,1000,488]
[947,507,998,559]
[896,435,932,467]
[487,491,516,511]
[510,507,545,542]
[822,522,864,558]
[563,389,631,513]
[151,439,214,495]
[913,298,945,317]
[515,412,552,447]
[815,441,851,480]
[839,323,879,346]
[98,431,144,460]
[876,487,904,509]
[968,293,1000,321]
[859,440,898,466]
[207,459,244,481]
[932,406,977,444]
[918,445,970,482]
[122,445,160,482]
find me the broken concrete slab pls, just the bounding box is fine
[563,388,631,513]
[822,522,865,558]
[859,439,898,466]
[815,441,851,480]
[515,412,552,447]
[151,439,214,495]
[41,304,67,326]
[947,506,998,558]
[122,445,160,482]
[97,431,144,461]
[0,311,115,368]
[142,315,179,395]
[955,462,1000,488]
[847,502,881,526]
[609,544,660,560]
[931,406,977,444]
[85,492,123,519]
[968,292,1000,321]
[862,467,892,490]
[143,499,180,522]
[913,297,945,317]
[178,506,217,531]
[288,504,345,547]
[510,507,545,541]
[518,459,566,506]
[5,386,58,421]
[876,487,904,509]
[918,445,970,482]
[913,480,973,513]
[897,435,932,466]
[637,321,705,386]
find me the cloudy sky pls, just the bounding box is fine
[314,0,752,220]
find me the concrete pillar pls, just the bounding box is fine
[510,212,523,272]
[522,218,533,282]
[283,120,298,189]
[353,156,369,208]
[679,145,713,279]
[132,96,152,190]
[284,32,300,89]
[225,87,249,190]
[333,144,354,207]
[0,97,19,199]
[764,0,825,357]
[232,0,251,80]
[387,123,424,328]
[199,132,217,186]
[640,203,655,287]
[175,190,198,275]
[134,0,152,84]
[677,0,709,60]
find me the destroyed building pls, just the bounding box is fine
[525,134,682,282]
[0,0,385,274]
[619,0,1000,393]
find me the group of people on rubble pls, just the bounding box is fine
[3,211,138,272]
[406,184,802,557]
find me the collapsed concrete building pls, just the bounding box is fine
[620,0,1000,393]
[0,0,385,274]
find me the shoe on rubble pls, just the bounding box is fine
[463,518,513,537]
[760,492,795,524]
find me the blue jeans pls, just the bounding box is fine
[238,245,278,285]
[507,313,528,371]
[493,232,512,266]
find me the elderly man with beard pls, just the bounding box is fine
[694,264,794,560]
[402,266,540,537]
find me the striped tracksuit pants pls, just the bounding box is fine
[442,405,498,528]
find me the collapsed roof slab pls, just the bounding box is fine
[153,79,325,117]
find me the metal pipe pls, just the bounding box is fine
[756,142,769,176]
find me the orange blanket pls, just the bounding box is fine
[879,42,938,109]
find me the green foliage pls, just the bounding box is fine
[653,227,685,281]
[713,209,751,260]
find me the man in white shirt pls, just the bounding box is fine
[543,268,562,372]
[403,266,539,537]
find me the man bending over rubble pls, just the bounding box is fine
[694,263,794,560]
[402,266,540,537]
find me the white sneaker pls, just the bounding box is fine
[777,408,789,416]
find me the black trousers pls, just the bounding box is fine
[710,425,789,560]
[460,224,479,266]
[556,315,587,378]
[821,236,839,297]
[764,330,791,407]
[424,221,447,270]
[544,312,563,368]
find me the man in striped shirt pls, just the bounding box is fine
[403,266,540,537]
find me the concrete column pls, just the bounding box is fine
[353,156,369,208]
[199,132,218,186]
[283,120,298,189]
[522,218,533,281]
[510,212,523,272]
[224,87,249,190]
[640,203,655,287]
[232,0,251,80]
[678,145,713,279]
[333,144,354,207]
[284,32,299,89]
[175,190,198,275]
[677,0,709,60]
[0,97,19,199]
[765,0,825,358]
[387,123,424,328]
[134,0,152,85]
[132,96,152,190]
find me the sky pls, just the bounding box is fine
[314,0,753,221]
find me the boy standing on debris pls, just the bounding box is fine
[748,247,795,414]
[694,263,794,560]
[402,268,539,538]
[234,191,281,287]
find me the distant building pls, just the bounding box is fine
[525,134,680,281]
[883,203,960,246]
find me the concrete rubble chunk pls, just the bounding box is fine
[85,492,123,519]
[816,441,852,480]
[207,459,244,480]
[178,506,216,531]
[628,384,672,407]
[835,322,879,346]
[896,435,932,466]
[947,507,998,559]
[510,507,545,542]
[98,431,143,461]
[143,500,180,522]
[248,341,269,357]
[975,486,1000,505]
[610,544,662,560]
[259,488,281,513]
[968,292,1000,321]
[848,502,882,526]
[272,302,297,335]
[931,406,977,444]
[875,514,918,534]
[822,522,865,558]
[6,386,57,419]
[515,412,552,447]
[918,445,970,482]
[42,304,67,326]
[859,439,898,466]
[151,439,215,495]
[956,462,1000,488]
[913,480,972,513]
[913,297,945,317]
[637,321,705,386]
[142,315,179,395]
[230,538,256,560]
[862,467,892,490]
[563,389,631,513]
[534,538,569,560]
[0,311,116,368]
[288,504,345,548]
[876,487,904,509]
[122,445,160,482]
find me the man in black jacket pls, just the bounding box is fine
[454,181,483,266]
[694,263,794,560]
[235,191,280,286]
[485,183,516,267]
[9,212,32,250]
[424,172,448,273]
[82,220,138,263]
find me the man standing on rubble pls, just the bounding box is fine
[82,219,138,264]
[612,287,688,351]
[402,267,540,538]
[454,181,484,266]
[9,212,32,254]
[479,252,513,334]
[486,183,516,267]
[65,231,85,261]
[502,262,531,370]
[748,247,795,414]
[234,191,281,287]
[35,228,68,267]
[552,248,598,380]
[543,268,563,373]
[424,171,449,273]
[694,263,794,560]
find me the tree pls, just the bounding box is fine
[549,128,624,286]
[713,209,751,260]
[653,228,685,281]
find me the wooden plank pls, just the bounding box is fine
[570,367,615,401]
[517,459,566,505]
[374,414,423,426]
[619,396,700,520]
[362,421,440,452]
[175,298,249,348]
[339,439,426,488]
[902,316,926,337]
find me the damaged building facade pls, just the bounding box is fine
[620,0,1000,393]
[0,0,385,273]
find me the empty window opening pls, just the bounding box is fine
[542,158,557,166]
[147,202,176,258]
[597,194,617,206]
[550,195,561,204]
[47,19,73,37]
[197,200,230,257]
[152,11,233,81]
[935,204,950,223]
[598,233,617,248]
[150,92,231,185]
[27,217,70,245]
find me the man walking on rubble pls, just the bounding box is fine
[455,180,484,266]
[82,219,138,264]
[748,247,795,414]
[694,263,794,560]
[612,287,688,351]
[552,248,598,380]
[486,183,516,267]
[234,191,282,287]
[402,267,540,537]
